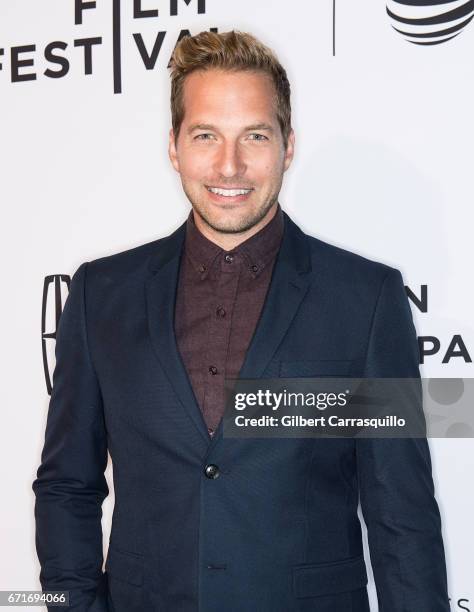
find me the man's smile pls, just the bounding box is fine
[205,185,254,203]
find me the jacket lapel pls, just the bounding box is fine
[237,211,312,379]
[145,221,211,444]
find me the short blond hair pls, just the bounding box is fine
[169,30,292,149]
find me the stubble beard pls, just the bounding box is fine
[183,183,282,235]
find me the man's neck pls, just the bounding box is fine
[192,202,279,251]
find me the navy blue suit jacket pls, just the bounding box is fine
[33,210,449,611]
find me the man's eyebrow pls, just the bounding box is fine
[187,122,275,134]
[245,123,274,132]
[187,123,215,134]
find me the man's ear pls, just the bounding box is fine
[283,128,295,172]
[168,127,180,173]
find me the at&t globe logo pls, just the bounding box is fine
[386,0,474,45]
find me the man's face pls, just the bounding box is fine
[169,68,295,234]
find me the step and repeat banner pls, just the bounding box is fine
[1,1,472,610]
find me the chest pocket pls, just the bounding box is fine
[279,359,354,378]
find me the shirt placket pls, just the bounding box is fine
[201,251,242,436]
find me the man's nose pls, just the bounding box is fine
[213,141,247,178]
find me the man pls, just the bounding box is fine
[33,30,449,611]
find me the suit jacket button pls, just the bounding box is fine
[204,464,220,479]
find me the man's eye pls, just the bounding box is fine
[195,133,214,140]
[249,133,268,141]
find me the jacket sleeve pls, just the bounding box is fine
[32,261,109,612]
[356,267,450,611]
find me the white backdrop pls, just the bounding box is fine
[1,1,473,610]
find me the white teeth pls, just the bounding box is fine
[207,187,252,196]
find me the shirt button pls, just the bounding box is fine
[208,427,215,437]
[250,264,258,273]
[224,253,234,263]
[209,365,218,375]
[198,264,207,273]
[216,306,226,318]
[204,464,220,479]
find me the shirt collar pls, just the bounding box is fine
[184,203,284,280]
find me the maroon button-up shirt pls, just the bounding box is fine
[174,204,284,438]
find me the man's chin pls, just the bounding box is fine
[203,216,253,235]
[194,204,259,235]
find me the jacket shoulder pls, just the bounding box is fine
[80,217,184,283]
[82,238,161,282]
[304,232,400,289]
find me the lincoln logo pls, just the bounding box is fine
[41,274,70,395]
[386,0,474,45]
